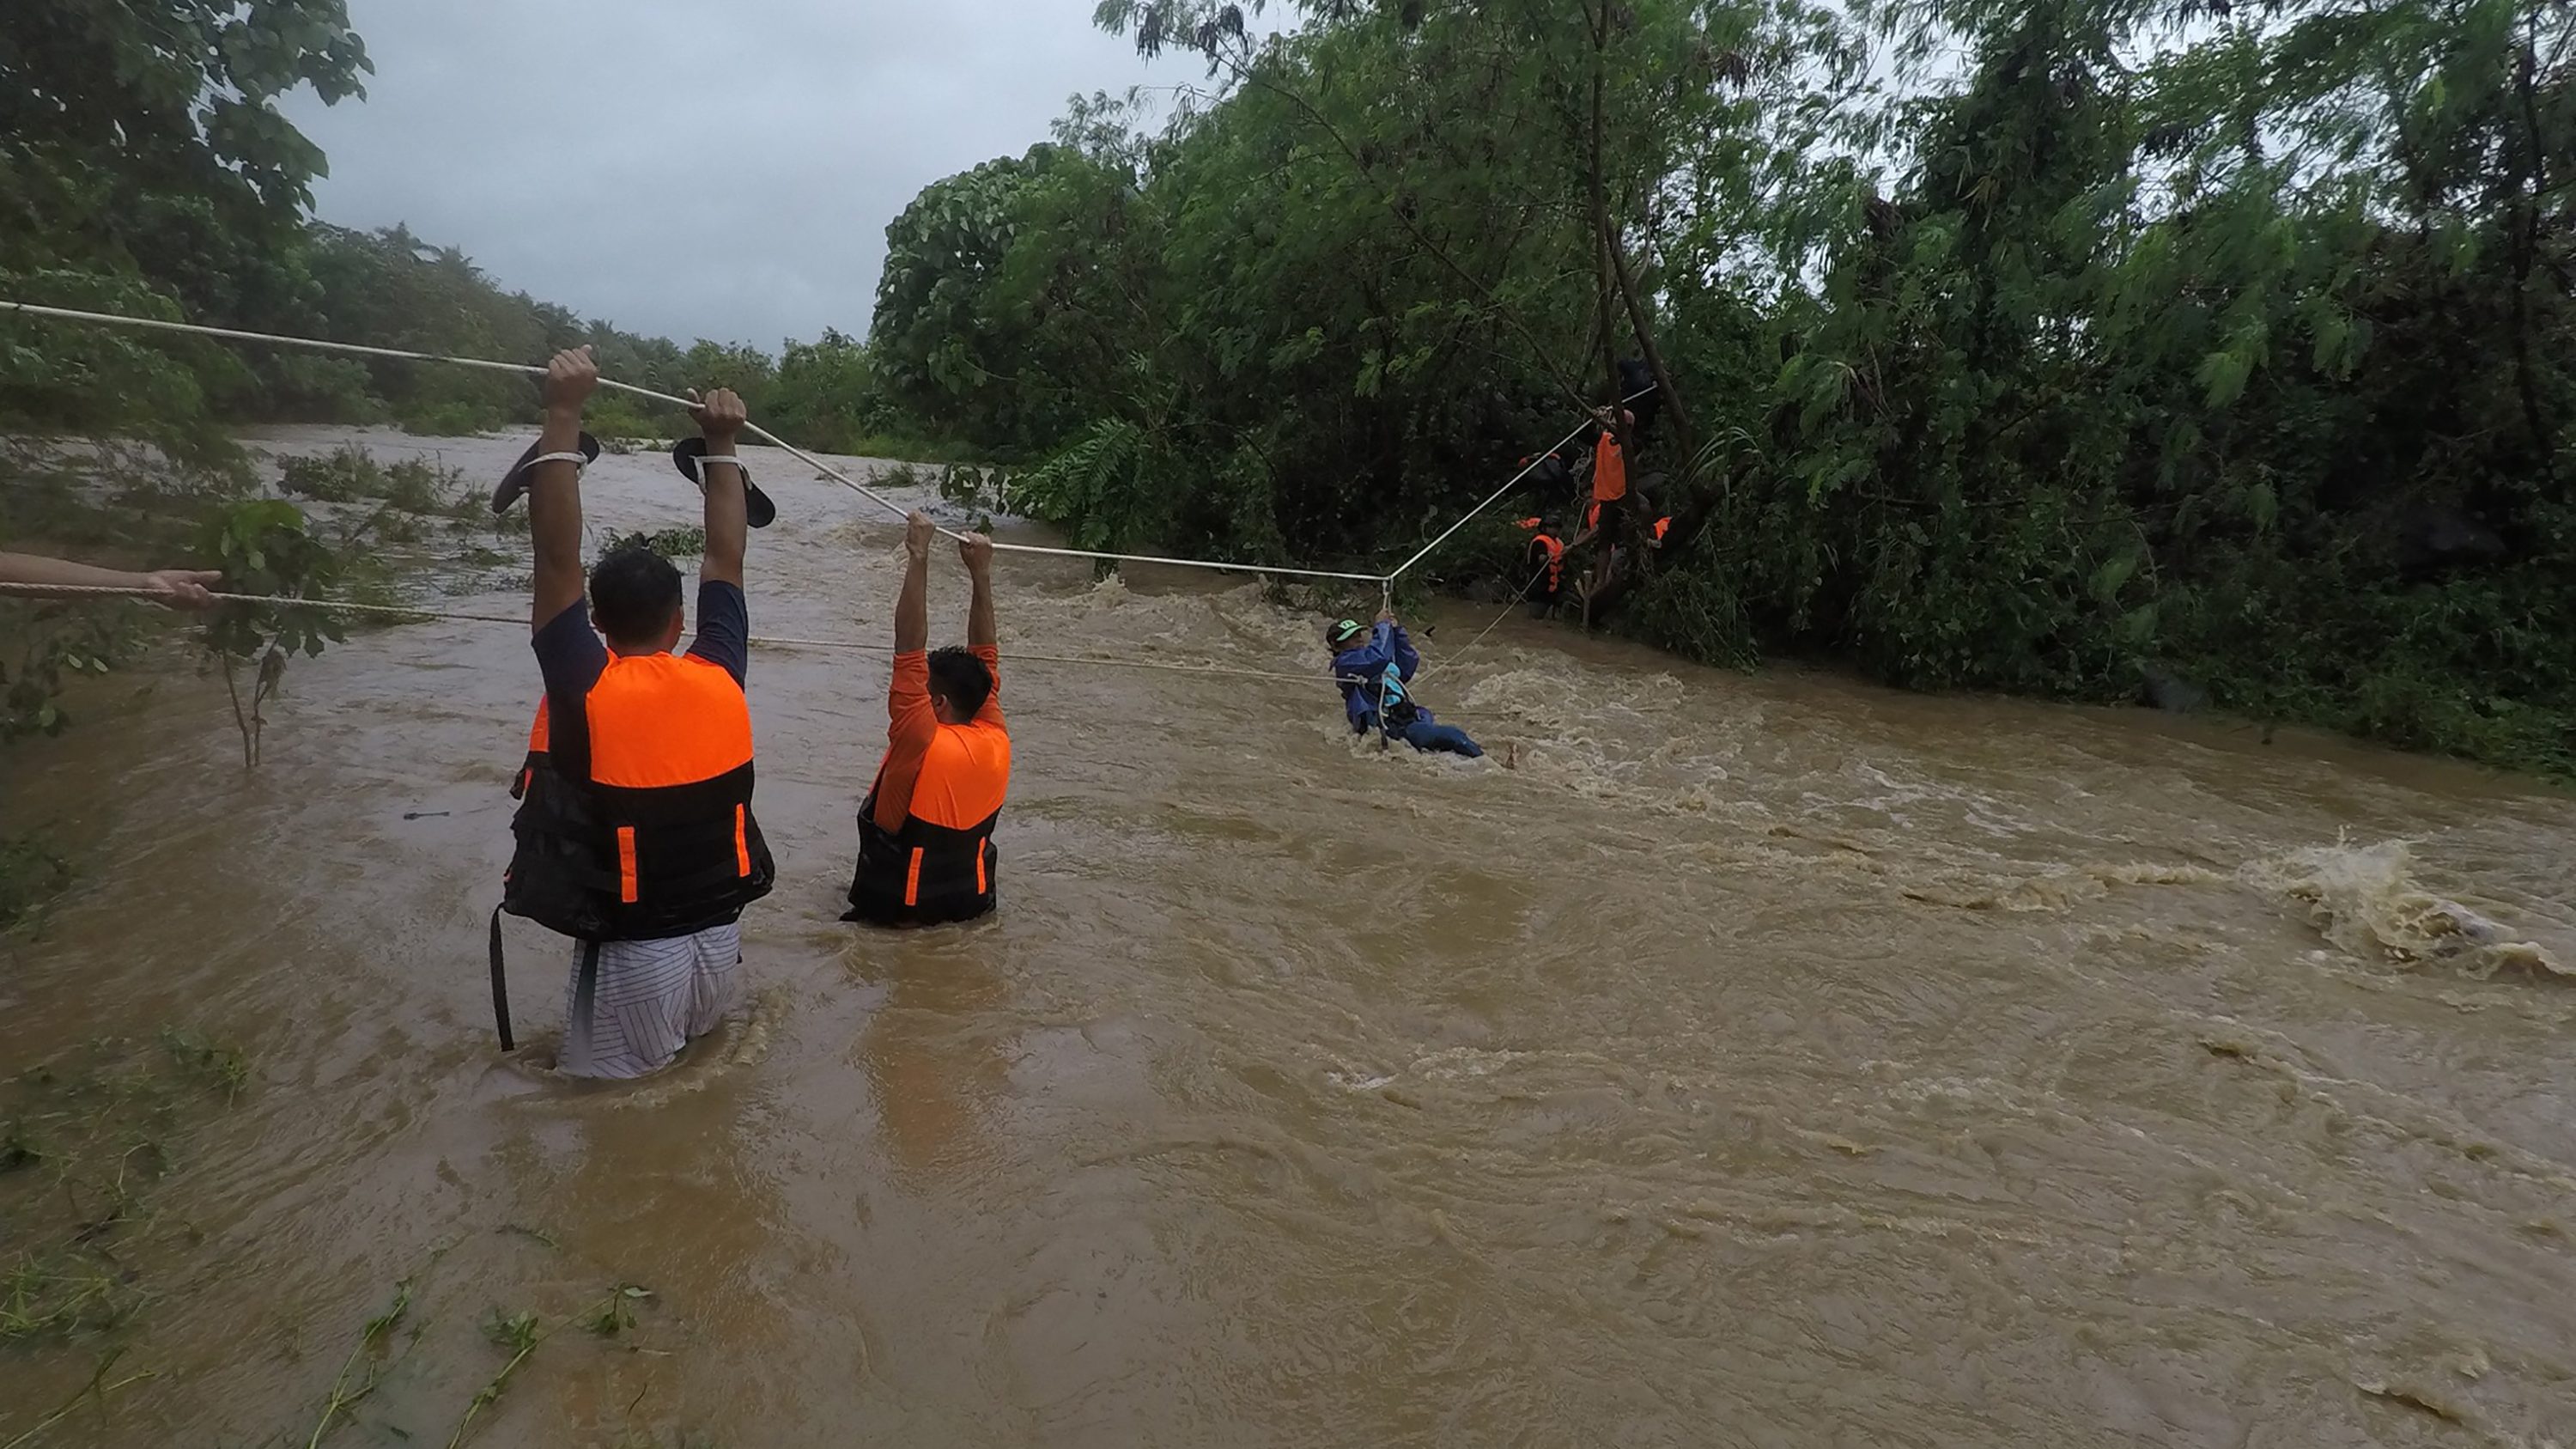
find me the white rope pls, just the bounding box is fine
[1,301,1651,588]
[1448,557,1556,667]
[0,301,1385,585]
[961,539,1382,583]
[0,582,1356,689]
[1384,386,1657,580]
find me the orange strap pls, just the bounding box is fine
[617,826,639,904]
[903,848,924,908]
[975,843,989,895]
[734,804,751,877]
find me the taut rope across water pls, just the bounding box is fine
[0,301,1643,586]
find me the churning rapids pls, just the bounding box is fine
[3,426,2573,1448]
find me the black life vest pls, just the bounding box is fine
[503,656,775,943]
[842,720,1010,928]
[843,794,999,928]
[1527,533,1565,598]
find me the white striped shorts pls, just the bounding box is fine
[558,923,742,1081]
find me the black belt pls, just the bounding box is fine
[487,904,516,1051]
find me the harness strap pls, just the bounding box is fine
[487,904,516,1052]
[568,939,603,1073]
[664,855,759,893]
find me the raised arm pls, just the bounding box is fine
[693,387,749,589]
[960,532,996,649]
[895,511,934,655]
[1381,612,1422,681]
[529,347,598,632]
[0,552,221,609]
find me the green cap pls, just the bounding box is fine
[1327,618,1366,647]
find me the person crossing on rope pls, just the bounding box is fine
[844,511,1012,928]
[495,345,775,1078]
[0,552,222,607]
[1328,610,1485,758]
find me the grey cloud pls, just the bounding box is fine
[281,0,1170,350]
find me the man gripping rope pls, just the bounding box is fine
[1328,611,1484,758]
[844,511,1012,928]
[497,346,775,1078]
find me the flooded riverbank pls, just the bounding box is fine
[4,426,2573,1446]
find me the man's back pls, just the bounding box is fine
[910,712,1011,832]
[501,353,767,1077]
[847,518,1010,928]
[872,642,1006,833]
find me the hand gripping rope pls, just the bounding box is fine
[0,301,1656,687]
[1,301,1649,588]
[0,301,1382,584]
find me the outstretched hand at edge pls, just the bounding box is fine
[144,569,223,610]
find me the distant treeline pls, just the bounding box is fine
[3,213,911,460]
[0,1,913,463]
[9,0,2575,776]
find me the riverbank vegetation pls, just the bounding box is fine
[864,0,2574,777]
[5,0,2572,789]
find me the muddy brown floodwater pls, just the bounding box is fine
[4,425,2575,1448]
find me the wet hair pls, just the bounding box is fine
[589,545,684,649]
[927,645,993,720]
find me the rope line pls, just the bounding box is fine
[0,301,1385,585]
[2,301,1648,586]
[0,581,1355,689]
[1448,557,1557,669]
[1385,385,1657,581]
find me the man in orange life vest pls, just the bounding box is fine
[1587,405,1633,537]
[500,346,775,1078]
[1511,517,1568,611]
[844,510,1011,928]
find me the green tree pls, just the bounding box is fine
[0,0,373,457]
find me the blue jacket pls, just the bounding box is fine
[1334,621,1429,734]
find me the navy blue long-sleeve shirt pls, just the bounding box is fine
[1333,620,1425,734]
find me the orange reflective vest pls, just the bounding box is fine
[1592,432,1627,503]
[845,722,1011,928]
[1513,518,1566,596]
[503,654,775,943]
[1528,534,1565,596]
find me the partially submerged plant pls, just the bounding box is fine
[0,1347,156,1449]
[580,1284,653,1338]
[158,1026,251,1105]
[598,527,706,561]
[0,1034,249,1343]
[447,1307,544,1449]
[197,499,347,768]
[304,1278,416,1448]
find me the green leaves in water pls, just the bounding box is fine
[446,1308,544,1449]
[580,1283,654,1339]
[443,1285,659,1448]
[0,1032,252,1344]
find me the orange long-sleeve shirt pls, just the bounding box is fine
[871,644,1009,834]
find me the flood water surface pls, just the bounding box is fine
[3,427,2574,1446]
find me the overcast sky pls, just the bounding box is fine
[279,0,1189,350]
